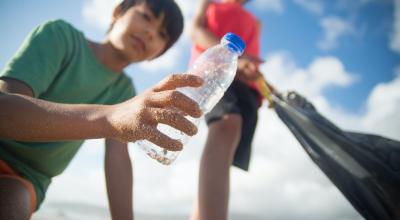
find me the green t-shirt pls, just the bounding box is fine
[0,19,136,208]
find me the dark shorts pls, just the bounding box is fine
[205,80,259,171]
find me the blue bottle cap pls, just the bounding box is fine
[222,32,246,55]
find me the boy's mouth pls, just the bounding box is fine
[130,35,146,52]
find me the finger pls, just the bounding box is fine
[151,108,198,136]
[146,127,183,151]
[147,90,202,118]
[152,74,203,92]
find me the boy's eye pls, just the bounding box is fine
[140,12,151,21]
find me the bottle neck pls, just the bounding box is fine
[221,40,242,56]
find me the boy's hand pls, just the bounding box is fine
[107,74,203,151]
[236,55,262,83]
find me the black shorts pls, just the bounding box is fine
[205,80,259,171]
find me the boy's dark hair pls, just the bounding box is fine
[113,0,184,56]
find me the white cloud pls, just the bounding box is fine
[318,16,355,51]
[174,0,197,39]
[252,0,284,13]
[293,0,324,15]
[390,0,400,53]
[82,0,121,30]
[260,52,364,131]
[175,0,196,19]
[361,67,400,140]
[260,52,356,98]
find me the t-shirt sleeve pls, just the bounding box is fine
[104,75,136,105]
[116,79,136,104]
[0,20,69,97]
[244,19,261,58]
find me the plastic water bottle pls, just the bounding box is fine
[137,33,246,165]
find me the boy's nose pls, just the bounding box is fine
[144,26,155,41]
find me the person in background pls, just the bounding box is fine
[190,0,266,219]
[0,0,203,219]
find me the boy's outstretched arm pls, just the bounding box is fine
[0,74,203,151]
[191,0,219,49]
[105,138,133,220]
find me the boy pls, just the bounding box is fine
[190,0,264,219]
[0,0,203,219]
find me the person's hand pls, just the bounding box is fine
[236,55,262,83]
[107,74,203,151]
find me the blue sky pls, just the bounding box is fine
[1,0,399,219]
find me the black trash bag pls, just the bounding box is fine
[273,91,400,220]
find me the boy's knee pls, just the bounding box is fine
[0,177,31,220]
[215,114,242,132]
[206,114,243,155]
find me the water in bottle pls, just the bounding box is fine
[137,33,246,165]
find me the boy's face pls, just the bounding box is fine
[108,3,169,62]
